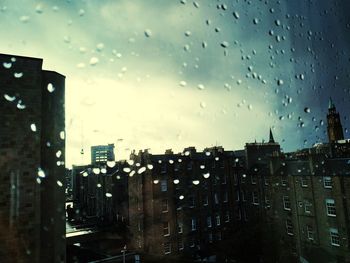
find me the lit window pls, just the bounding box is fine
[163,222,170,236]
[216,214,221,226]
[162,199,168,212]
[161,180,167,192]
[307,225,314,240]
[323,176,332,188]
[207,216,212,228]
[286,219,293,235]
[164,242,171,254]
[283,196,291,210]
[252,191,259,205]
[191,218,196,231]
[330,228,340,246]
[301,177,308,187]
[326,199,336,217]
[304,201,312,214]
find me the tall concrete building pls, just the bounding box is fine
[91,144,115,164]
[0,54,66,262]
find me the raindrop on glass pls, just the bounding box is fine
[47,83,55,93]
[30,123,37,132]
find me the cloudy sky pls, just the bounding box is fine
[1,0,349,166]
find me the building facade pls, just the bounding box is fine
[0,54,66,262]
[91,144,115,164]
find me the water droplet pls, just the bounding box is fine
[147,164,153,170]
[93,168,100,174]
[215,157,219,161]
[47,83,55,93]
[38,168,46,178]
[83,172,88,177]
[275,19,281,26]
[200,165,205,169]
[97,183,102,188]
[57,180,63,187]
[277,79,284,86]
[36,178,41,184]
[138,167,146,174]
[59,131,65,140]
[205,152,211,156]
[153,179,159,184]
[30,123,37,132]
[55,150,62,158]
[107,161,116,168]
[180,0,187,4]
[248,104,253,110]
[179,195,184,200]
[202,41,207,48]
[106,193,112,198]
[96,43,104,51]
[144,29,152,37]
[253,18,259,24]
[169,160,174,164]
[123,167,131,173]
[221,41,229,48]
[203,172,210,178]
[101,168,107,174]
[173,179,180,184]
[184,30,191,37]
[192,180,200,185]
[3,62,12,69]
[233,11,240,19]
[19,16,30,23]
[90,57,99,66]
[78,9,85,16]
[4,94,16,102]
[179,81,187,87]
[197,84,205,90]
[304,107,310,113]
[193,1,199,8]
[200,102,206,108]
[14,72,23,78]
[35,4,43,14]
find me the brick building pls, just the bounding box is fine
[0,54,66,262]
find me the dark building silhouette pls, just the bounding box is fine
[0,54,65,262]
[327,97,344,143]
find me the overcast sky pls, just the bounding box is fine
[1,0,349,166]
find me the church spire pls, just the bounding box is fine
[269,128,275,143]
[327,99,344,143]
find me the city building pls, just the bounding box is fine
[91,144,115,164]
[0,53,66,262]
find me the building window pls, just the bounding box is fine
[323,176,332,189]
[163,222,170,236]
[222,174,227,184]
[161,180,167,192]
[330,228,340,246]
[283,196,291,210]
[162,199,168,212]
[326,199,336,217]
[251,175,257,184]
[178,239,184,250]
[224,211,230,222]
[265,195,270,207]
[216,231,222,241]
[189,196,195,208]
[174,163,180,172]
[216,214,221,226]
[161,163,167,174]
[307,225,314,241]
[164,242,171,254]
[252,191,259,205]
[264,176,269,185]
[178,222,183,234]
[187,161,193,170]
[236,208,242,221]
[235,190,240,201]
[223,191,228,203]
[301,177,308,187]
[189,237,195,247]
[191,218,196,231]
[203,195,209,206]
[304,201,312,214]
[281,177,287,186]
[286,219,294,236]
[214,193,219,204]
[208,232,213,243]
[207,216,212,228]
